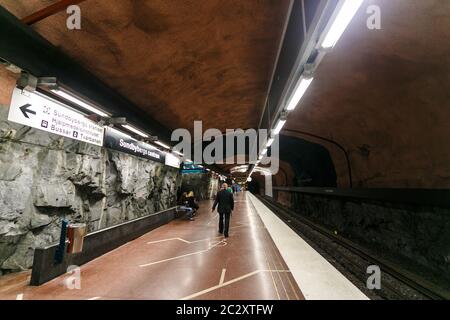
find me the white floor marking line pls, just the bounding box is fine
[140,239,227,268]
[147,236,223,245]
[140,249,209,267]
[88,296,101,300]
[207,212,219,225]
[16,293,23,300]
[219,268,226,285]
[147,237,190,244]
[181,270,291,300]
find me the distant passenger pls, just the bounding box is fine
[212,183,234,238]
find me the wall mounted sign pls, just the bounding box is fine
[8,87,104,146]
[104,126,165,163]
[165,152,181,168]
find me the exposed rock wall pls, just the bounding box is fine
[276,190,450,286]
[0,106,180,274]
[180,172,219,200]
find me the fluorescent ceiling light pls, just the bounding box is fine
[174,151,184,156]
[109,127,133,140]
[258,155,263,160]
[261,148,268,156]
[142,142,158,150]
[320,0,363,49]
[122,124,149,138]
[273,119,286,135]
[286,77,314,111]
[266,137,275,148]
[51,89,110,118]
[155,141,171,149]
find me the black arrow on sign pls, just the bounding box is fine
[19,104,36,118]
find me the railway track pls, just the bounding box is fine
[255,195,450,300]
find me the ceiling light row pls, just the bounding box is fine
[248,0,362,180]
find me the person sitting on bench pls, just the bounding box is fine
[187,191,199,215]
[178,192,194,221]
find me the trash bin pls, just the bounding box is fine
[66,223,87,254]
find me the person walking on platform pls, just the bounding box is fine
[212,183,234,238]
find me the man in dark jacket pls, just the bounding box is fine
[212,183,234,238]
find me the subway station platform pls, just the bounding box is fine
[0,192,367,300]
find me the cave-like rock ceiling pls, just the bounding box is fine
[1,0,291,133]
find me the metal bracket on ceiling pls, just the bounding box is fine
[0,58,22,74]
[106,117,127,125]
[17,74,59,93]
[5,64,22,74]
[141,136,158,143]
[17,72,38,93]
[98,117,127,127]
[303,63,316,77]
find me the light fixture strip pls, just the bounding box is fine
[122,124,149,138]
[319,0,364,49]
[266,137,275,148]
[286,77,314,111]
[155,141,171,149]
[273,119,287,135]
[51,89,110,118]
[108,126,133,140]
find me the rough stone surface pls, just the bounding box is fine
[279,192,450,283]
[0,107,180,273]
[0,0,290,133]
[181,172,219,201]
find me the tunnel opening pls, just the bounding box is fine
[279,134,338,188]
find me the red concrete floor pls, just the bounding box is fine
[0,193,304,300]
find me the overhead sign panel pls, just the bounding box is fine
[8,87,104,146]
[165,152,181,168]
[104,127,166,163]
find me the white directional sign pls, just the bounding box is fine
[8,87,104,146]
